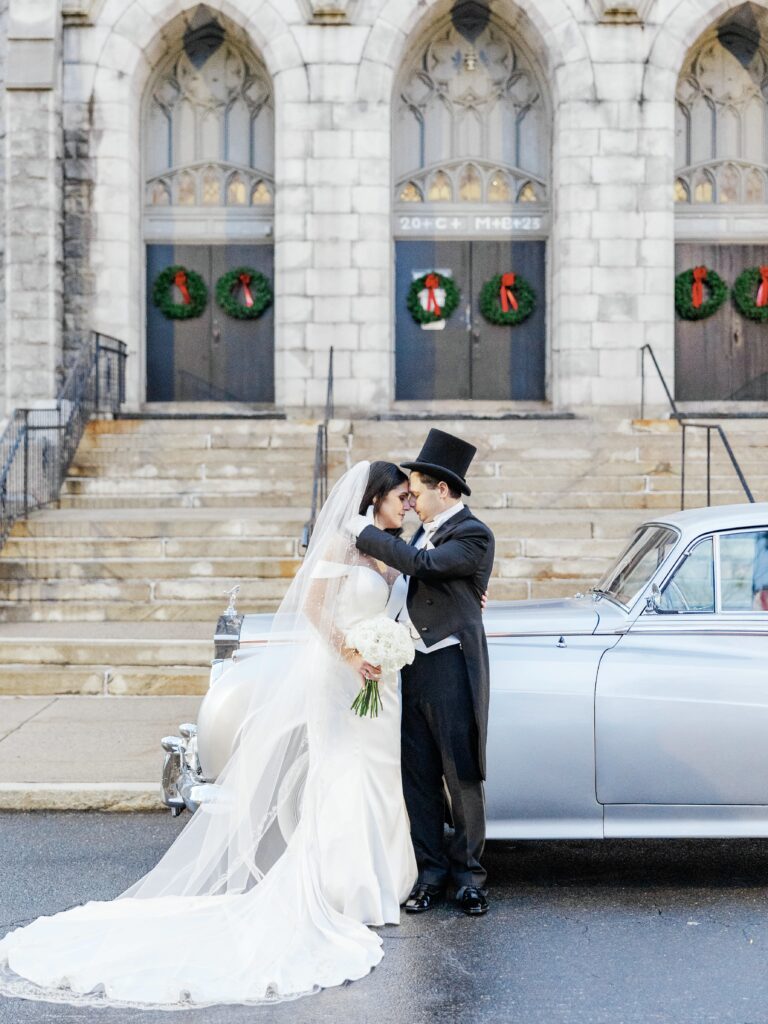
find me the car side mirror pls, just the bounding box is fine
[645,583,662,613]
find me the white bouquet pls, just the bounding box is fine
[345,615,416,718]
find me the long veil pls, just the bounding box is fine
[0,460,383,1010]
[123,458,372,901]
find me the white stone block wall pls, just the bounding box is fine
[3,0,63,413]
[0,0,7,410]
[0,0,745,415]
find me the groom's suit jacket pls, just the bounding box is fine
[355,507,495,779]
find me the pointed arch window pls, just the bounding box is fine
[226,172,247,205]
[202,168,222,205]
[143,28,274,212]
[251,180,272,205]
[488,171,511,202]
[459,164,482,202]
[394,13,549,213]
[427,171,453,202]
[399,181,423,203]
[675,8,768,208]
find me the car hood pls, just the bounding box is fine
[484,598,601,637]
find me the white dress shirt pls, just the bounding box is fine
[396,501,464,655]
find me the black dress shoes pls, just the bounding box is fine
[404,883,444,914]
[457,886,488,916]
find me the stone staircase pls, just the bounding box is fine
[0,413,764,698]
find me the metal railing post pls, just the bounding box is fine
[681,424,686,510]
[22,412,29,518]
[717,425,755,502]
[640,347,645,420]
[709,427,715,505]
[0,331,127,550]
[639,344,680,420]
[94,336,101,413]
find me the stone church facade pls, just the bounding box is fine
[1,0,768,418]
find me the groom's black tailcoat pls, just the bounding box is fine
[355,507,495,779]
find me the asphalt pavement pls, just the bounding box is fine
[2,813,768,1024]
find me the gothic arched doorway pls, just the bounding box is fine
[674,4,768,402]
[393,3,550,401]
[143,10,274,403]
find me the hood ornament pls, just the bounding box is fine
[223,585,240,617]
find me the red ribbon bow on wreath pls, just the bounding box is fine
[691,266,707,309]
[238,273,255,308]
[500,272,519,313]
[423,274,442,317]
[756,266,768,308]
[173,270,192,306]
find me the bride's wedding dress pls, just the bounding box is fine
[0,462,416,1010]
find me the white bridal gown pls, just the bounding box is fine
[0,560,416,1010]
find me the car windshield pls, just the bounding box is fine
[595,525,679,607]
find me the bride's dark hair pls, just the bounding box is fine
[359,460,408,536]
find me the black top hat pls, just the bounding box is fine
[401,428,477,496]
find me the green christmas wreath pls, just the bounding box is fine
[732,266,768,323]
[406,272,460,325]
[152,265,207,320]
[215,267,272,320]
[674,266,728,321]
[479,272,535,326]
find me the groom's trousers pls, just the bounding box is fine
[400,645,487,892]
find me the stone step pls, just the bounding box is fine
[11,508,310,539]
[85,417,332,437]
[66,460,347,482]
[0,636,210,667]
[86,424,347,450]
[0,599,281,623]
[0,577,291,603]
[0,556,303,581]
[61,476,316,497]
[57,494,309,509]
[0,547,616,584]
[70,448,350,470]
[2,537,301,559]
[0,664,210,697]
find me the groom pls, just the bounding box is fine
[348,429,495,916]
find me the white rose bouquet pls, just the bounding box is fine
[345,615,416,718]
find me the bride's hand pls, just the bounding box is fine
[344,649,381,684]
[481,589,489,612]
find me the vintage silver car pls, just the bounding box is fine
[162,503,768,840]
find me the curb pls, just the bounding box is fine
[0,783,166,812]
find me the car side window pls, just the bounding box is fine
[719,530,768,611]
[658,537,715,612]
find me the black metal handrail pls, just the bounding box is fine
[0,332,127,548]
[640,343,680,421]
[638,344,754,508]
[300,347,335,552]
[681,422,755,510]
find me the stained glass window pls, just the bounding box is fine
[488,171,511,202]
[399,181,423,202]
[177,172,196,205]
[251,180,271,205]
[427,171,452,202]
[227,173,247,205]
[674,178,689,203]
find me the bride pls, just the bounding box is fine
[0,460,418,1010]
